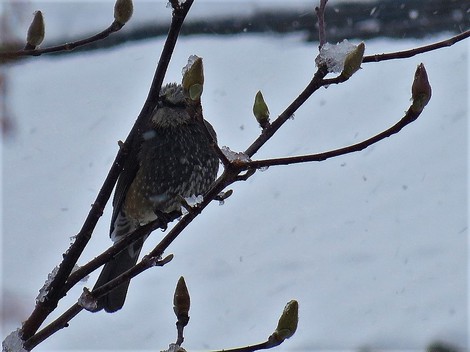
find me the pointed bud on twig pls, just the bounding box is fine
[253,90,270,128]
[114,0,133,25]
[411,63,431,113]
[270,300,299,343]
[341,42,365,79]
[182,56,204,101]
[26,11,45,49]
[173,276,190,323]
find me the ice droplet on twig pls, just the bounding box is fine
[181,194,204,215]
[78,288,98,311]
[315,39,358,73]
[36,266,60,303]
[221,146,251,162]
[182,55,199,77]
[2,329,27,352]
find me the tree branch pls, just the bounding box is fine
[20,1,194,345]
[9,0,465,349]
[362,29,470,63]
[315,0,328,49]
[244,102,424,170]
[0,21,124,62]
[244,65,329,158]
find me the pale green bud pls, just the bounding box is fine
[253,90,270,128]
[182,56,204,101]
[341,42,365,79]
[271,300,299,342]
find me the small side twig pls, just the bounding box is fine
[243,64,431,170]
[64,214,177,292]
[212,300,298,352]
[315,0,328,49]
[1,21,124,61]
[244,65,329,158]
[244,106,422,169]
[363,29,470,63]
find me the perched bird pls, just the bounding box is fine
[93,83,219,312]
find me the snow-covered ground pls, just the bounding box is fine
[2,3,468,351]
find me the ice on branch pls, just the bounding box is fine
[2,329,27,352]
[71,264,89,283]
[36,266,59,303]
[182,55,199,77]
[163,343,187,352]
[78,288,98,312]
[221,146,251,163]
[181,195,204,215]
[315,40,361,74]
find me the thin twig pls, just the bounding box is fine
[212,337,284,352]
[24,304,84,350]
[244,104,424,170]
[0,21,124,61]
[315,0,328,49]
[363,29,470,63]
[244,65,329,158]
[24,248,174,350]
[64,214,176,292]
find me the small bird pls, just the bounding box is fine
[93,83,219,312]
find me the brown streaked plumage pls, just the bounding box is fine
[93,83,219,312]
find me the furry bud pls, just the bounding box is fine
[411,63,431,113]
[173,276,190,320]
[271,300,299,342]
[114,0,133,25]
[26,11,45,49]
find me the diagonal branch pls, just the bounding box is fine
[363,28,470,63]
[19,1,195,345]
[244,103,424,170]
[0,21,124,61]
[243,63,430,170]
[244,65,329,158]
[315,0,328,49]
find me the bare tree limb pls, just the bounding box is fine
[0,21,124,61]
[244,65,329,158]
[244,100,425,169]
[363,29,470,63]
[315,0,328,49]
[20,1,194,346]
[8,0,466,349]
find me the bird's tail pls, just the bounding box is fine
[93,238,144,313]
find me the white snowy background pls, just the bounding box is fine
[2,1,468,351]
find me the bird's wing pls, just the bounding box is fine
[110,132,141,236]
